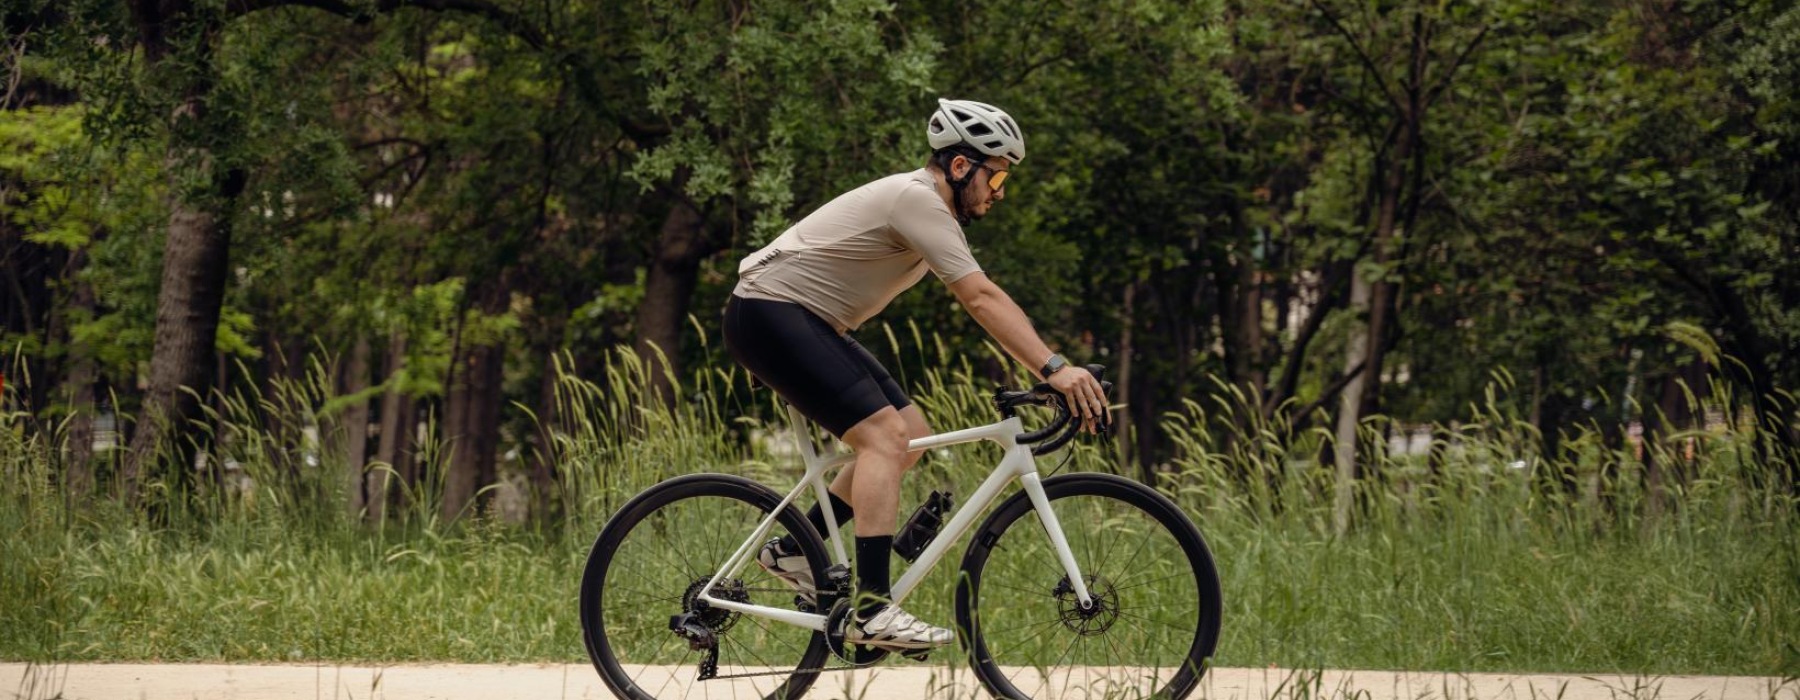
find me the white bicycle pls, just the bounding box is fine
[578,366,1222,699]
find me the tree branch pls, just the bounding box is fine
[1291,357,1368,426]
[1309,0,1402,112]
[3,32,28,109]
[225,0,545,48]
[1425,23,1491,109]
[1267,259,1352,417]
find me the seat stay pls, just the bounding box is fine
[695,478,809,602]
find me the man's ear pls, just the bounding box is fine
[951,155,972,180]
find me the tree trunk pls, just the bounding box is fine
[528,344,563,524]
[632,198,707,407]
[441,341,504,522]
[120,2,245,504]
[371,333,413,522]
[121,163,246,500]
[1642,373,1673,521]
[1221,218,1266,400]
[441,285,509,522]
[1332,272,1373,536]
[338,336,372,519]
[50,246,99,501]
[1115,282,1137,471]
[63,349,99,502]
[1332,79,1419,535]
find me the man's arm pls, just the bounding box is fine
[946,272,1110,429]
[946,272,1055,375]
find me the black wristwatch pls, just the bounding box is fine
[1040,353,1068,379]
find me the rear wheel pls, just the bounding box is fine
[956,473,1222,699]
[580,474,832,700]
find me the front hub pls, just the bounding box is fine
[1052,574,1120,635]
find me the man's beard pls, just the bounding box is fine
[957,187,987,225]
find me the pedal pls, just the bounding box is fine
[901,648,932,662]
[822,564,852,606]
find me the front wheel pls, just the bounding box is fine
[955,473,1222,700]
[579,474,832,700]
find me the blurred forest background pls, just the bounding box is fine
[3,0,1798,673]
[2,0,1797,525]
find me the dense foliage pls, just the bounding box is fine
[2,0,1796,524]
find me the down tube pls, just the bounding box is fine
[886,449,1029,604]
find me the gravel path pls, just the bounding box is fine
[5,663,1791,700]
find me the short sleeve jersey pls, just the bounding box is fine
[733,169,982,330]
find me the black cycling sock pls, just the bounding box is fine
[855,535,893,618]
[779,492,854,553]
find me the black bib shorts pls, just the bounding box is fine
[723,295,911,437]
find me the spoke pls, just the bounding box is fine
[1114,607,1199,635]
[633,519,709,580]
[1003,617,1075,687]
[980,614,1070,638]
[645,635,685,698]
[617,539,691,588]
[1099,622,1131,674]
[1112,570,1192,593]
[605,592,687,609]
[1097,513,1159,585]
[1043,626,1085,687]
[1087,502,1124,576]
[742,608,811,659]
[1008,516,1073,584]
[722,632,781,677]
[666,511,712,575]
[1083,622,1093,700]
[981,577,1061,600]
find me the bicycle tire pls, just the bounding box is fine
[955,473,1222,700]
[580,474,832,700]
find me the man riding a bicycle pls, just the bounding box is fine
[722,98,1109,650]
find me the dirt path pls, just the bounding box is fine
[5,663,1791,700]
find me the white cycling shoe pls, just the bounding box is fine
[756,538,818,607]
[849,604,955,650]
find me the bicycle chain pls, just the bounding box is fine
[703,662,867,681]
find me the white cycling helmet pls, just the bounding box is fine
[927,98,1026,164]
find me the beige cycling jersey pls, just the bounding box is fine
[734,169,982,331]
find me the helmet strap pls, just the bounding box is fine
[949,167,977,226]
[941,150,984,226]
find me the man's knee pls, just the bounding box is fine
[845,409,910,461]
[897,406,931,467]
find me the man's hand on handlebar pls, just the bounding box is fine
[1047,365,1109,434]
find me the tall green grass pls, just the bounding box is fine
[1,335,1795,675]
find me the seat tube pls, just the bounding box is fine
[1019,472,1094,607]
[788,404,851,565]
